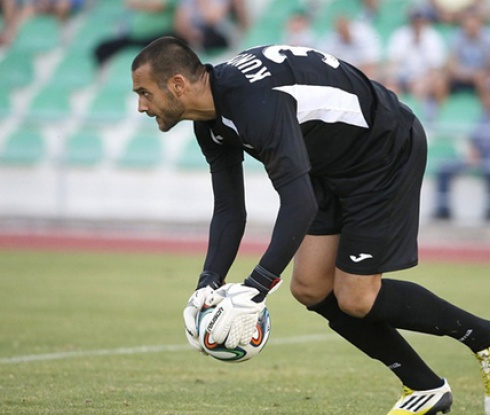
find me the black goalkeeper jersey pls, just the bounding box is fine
[195,45,415,191]
[193,45,417,280]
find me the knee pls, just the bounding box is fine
[334,284,380,318]
[290,272,332,307]
[335,293,374,318]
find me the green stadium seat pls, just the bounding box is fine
[241,0,302,47]
[0,128,45,165]
[63,130,104,167]
[103,48,140,90]
[52,50,96,90]
[375,0,412,42]
[175,137,207,170]
[117,133,162,168]
[27,82,72,121]
[398,94,426,121]
[69,11,124,53]
[0,90,11,117]
[435,92,481,135]
[0,51,34,90]
[85,83,130,122]
[426,134,461,175]
[10,15,61,54]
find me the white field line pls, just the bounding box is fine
[0,333,338,365]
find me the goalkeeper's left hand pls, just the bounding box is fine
[206,265,282,349]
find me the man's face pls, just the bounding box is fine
[132,63,185,132]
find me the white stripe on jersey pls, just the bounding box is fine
[273,84,369,129]
[221,116,239,134]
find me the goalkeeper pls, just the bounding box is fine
[131,36,490,415]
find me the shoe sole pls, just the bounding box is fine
[425,391,452,415]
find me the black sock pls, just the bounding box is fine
[366,279,490,353]
[308,293,443,390]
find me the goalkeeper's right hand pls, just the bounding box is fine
[183,271,223,352]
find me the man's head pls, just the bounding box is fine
[131,37,208,131]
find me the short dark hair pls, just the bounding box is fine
[132,37,205,87]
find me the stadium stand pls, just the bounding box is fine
[0,0,486,175]
[0,127,45,165]
[62,129,104,167]
[117,132,163,168]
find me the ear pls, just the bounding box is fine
[168,74,186,97]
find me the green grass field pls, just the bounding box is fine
[1,249,489,414]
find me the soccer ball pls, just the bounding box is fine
[197,306,271,362]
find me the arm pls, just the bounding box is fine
[200,161,247,285]
[125,0,167,12]
[257,173,317,276]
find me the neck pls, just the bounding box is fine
[183,71,216,121]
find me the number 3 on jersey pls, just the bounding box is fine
[262,45,340,69]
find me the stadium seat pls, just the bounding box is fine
[241,0,303,47]
[62,130,104,167]
[102,48,140,91]
[375,0,412,42]
[69,9,124,54]
[26,82,72,121]
[52,50,96,90]
[175,137,207,170]
[117,133,162,168]
[0,90,11,117]
[9,15,61,54]
[85,83,131,122]
[426,134,461,176]
[0,128,45,165]
[0,51,34,90]
[435,92,481,135]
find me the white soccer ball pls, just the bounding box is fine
[197,306,271,362]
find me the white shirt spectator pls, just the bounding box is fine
[387,24,446,82]
[318,19,381,69]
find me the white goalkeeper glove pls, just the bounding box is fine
[183,271,223,352]
[206,265,282,349]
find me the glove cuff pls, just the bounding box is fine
[196,271,223,290]
[244,265,281,297]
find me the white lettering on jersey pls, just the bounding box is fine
[227,53,272,83]
[273,84,369,129]
[263,45,340,69]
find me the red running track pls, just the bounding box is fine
[0,232,489,263]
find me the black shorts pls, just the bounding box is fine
[307,117,427,275]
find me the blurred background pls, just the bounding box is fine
[1,0,490,248]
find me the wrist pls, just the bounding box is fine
[196,271,223,290]
[244,265,281,296]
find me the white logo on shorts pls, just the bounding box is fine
[349,253,373,263]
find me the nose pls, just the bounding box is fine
[138,98,149,113]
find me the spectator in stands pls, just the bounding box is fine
[447,8,490,96]
[385,6,448,120]
[0,0,16,45]
[95,0,177,65]
[0,0,84,45]
[282,8,316,48]
[317,13,382,80]
[433,82,490,220]
[425,0,481,24]
[173,0,249,53]
[358,0,379,23]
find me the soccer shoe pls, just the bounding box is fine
[387,379,452,415]
[475,347,490,415]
